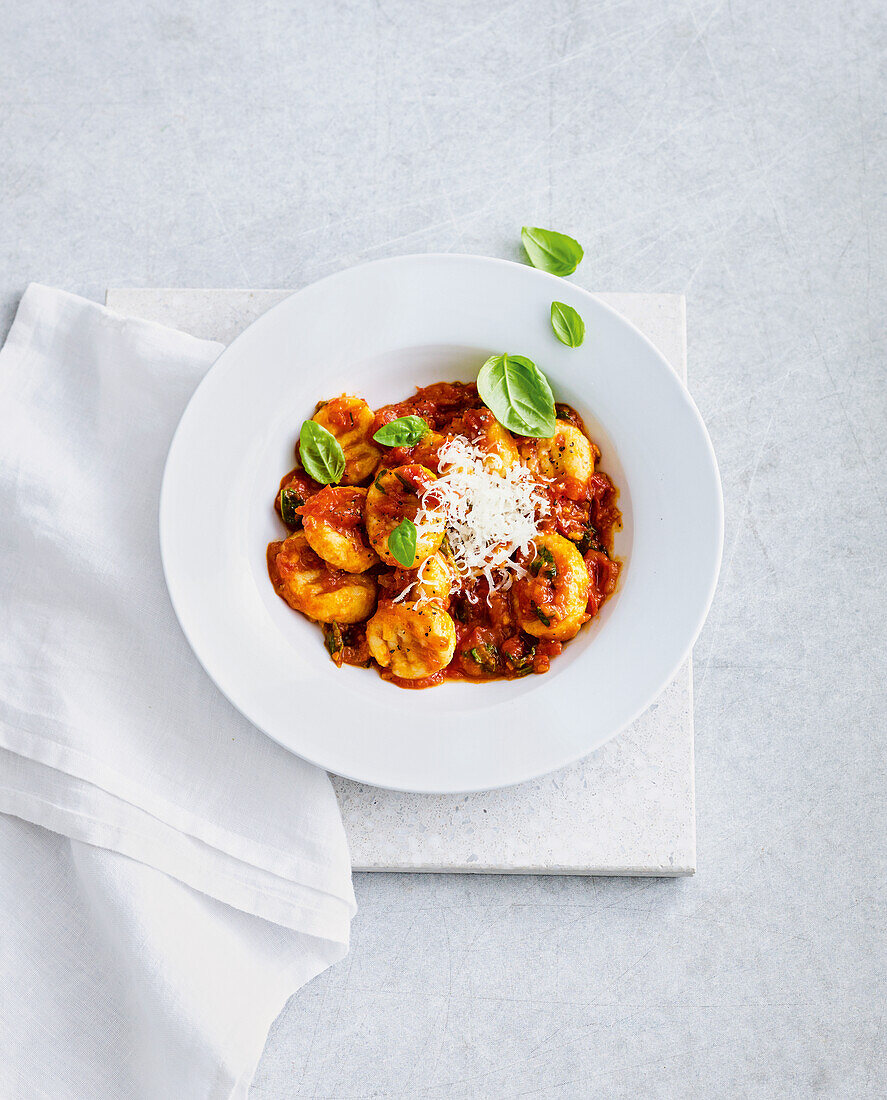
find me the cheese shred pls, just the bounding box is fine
[408,437,549,598]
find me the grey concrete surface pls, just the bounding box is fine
[2,0,885,1096]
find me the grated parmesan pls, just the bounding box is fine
[408,436,550,599]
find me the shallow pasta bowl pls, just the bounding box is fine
[160,254,723,793]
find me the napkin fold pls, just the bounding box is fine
[0,285,355,1099]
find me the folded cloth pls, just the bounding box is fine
[0,285,356,1099]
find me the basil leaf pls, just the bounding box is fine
[521,226,584,276]
[532,603,552,627]
[388,517,417,567]
[279,488,303,527]
[468,643,498,672]
[477,353,556,438]
[530,544,557,578]
[323,622,344,657]
[576,527,603,554]
[505,641,536,673]
[299,420,345,485]
[373,415,429,447]
[550,301,585,348]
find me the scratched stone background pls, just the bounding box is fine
[2,0,885,1096]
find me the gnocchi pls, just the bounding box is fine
[272,532,377,623]
[366,602,457,679]
[414,548,456,603]
[365,464,445,567]
[518,420,596,483]
[299,486,379,573]
[312,396,382,484]
[511,532,590,641]
[388,547,455,606]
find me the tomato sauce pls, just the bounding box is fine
[297,485,364,532]
[372,381,482,436]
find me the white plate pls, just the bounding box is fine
[160,255,722,793]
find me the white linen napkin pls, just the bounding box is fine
[0,285,356,1099]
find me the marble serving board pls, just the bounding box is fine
[107,287,694,876]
